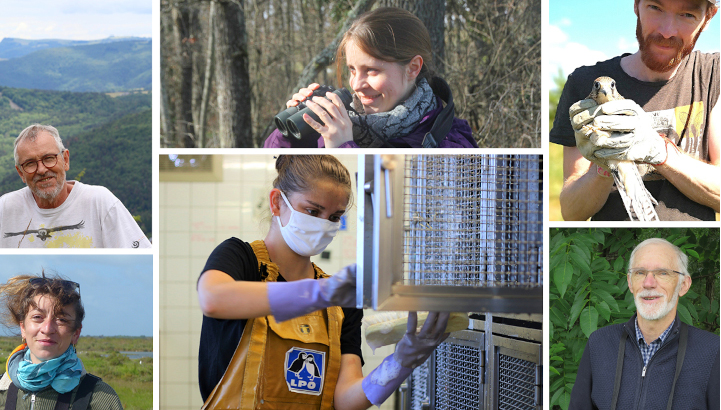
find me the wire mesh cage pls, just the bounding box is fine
[433,342,483,410]
[409,359,431,410]
[403,154,542,287]
[497,354,537,409]
[358,154,543,312]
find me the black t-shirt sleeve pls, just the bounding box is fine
[201,237,259,281]
[340,307,364,366]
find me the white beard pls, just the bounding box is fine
[634,286,680,321]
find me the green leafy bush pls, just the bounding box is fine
[549,228,720,409]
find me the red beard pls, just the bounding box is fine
[636,15,701,72]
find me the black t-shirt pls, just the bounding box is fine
[197,237,364,401]
[550,51,720,221]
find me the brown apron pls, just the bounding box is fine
[201,240,344,410]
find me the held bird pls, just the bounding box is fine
[585,76,659,221]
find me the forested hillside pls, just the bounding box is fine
[0,87,152,237]
[0,39,151,92]
[0,37,149,60]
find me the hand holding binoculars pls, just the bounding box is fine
[274,86,353,141]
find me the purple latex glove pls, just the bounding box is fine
[362,312,450,406]
[267,264,356,322]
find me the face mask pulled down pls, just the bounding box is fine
[275,191,340,257]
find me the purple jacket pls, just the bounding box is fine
[263,96,478,148]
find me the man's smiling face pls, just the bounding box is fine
[628,242,689,321]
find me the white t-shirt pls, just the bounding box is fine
[0,181,151,248]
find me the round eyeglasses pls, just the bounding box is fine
[628,268,684,284]
[18,152,63,174]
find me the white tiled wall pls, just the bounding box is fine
[160,154,396,410]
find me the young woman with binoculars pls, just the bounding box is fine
[264,7,478,148]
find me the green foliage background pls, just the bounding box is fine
[549,69,566,221]
[549,228,720,409]
[0,87,152,237]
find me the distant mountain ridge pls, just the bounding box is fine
[0,39,151,92]
[0,36,151,59]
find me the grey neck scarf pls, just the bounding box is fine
[348,78,437,148]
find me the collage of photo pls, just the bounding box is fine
[0,0,719,409]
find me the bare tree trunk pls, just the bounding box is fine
[171,4,196,147]
[378,0,445,75]
[160,3,174,146]
[294,0,376,91]
[214,0,252,147]
[197,1,216,148]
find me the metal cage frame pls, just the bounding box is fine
[357,154,543,312]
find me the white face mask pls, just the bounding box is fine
[274,191,340,257]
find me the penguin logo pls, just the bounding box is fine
[285,347,325,395]
[288,352,308,374]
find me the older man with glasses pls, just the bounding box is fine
[0,124,150,248]
[570,238,719,409]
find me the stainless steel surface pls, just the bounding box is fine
[371,154,405,308]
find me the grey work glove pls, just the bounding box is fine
[393,311,451,368]
[590,101,669,165]
[570,98,668,167]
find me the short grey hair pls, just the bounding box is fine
[14,124,66,165]
[628,238,689,276]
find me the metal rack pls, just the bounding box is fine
[403,314,542,410]
[357,154,543,312]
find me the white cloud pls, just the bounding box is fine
[13,22,28,34]
[548,24,608,85]
[617,36,637,53]
[558,18,572,27]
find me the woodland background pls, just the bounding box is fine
[549,228,720,409]
[160,0,541,148]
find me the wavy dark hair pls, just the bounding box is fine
[0,271,84,332]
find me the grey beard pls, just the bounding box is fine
[30,171,65,201]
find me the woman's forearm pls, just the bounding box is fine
[197,270,272,319]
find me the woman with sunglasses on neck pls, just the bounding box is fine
[264,7,478,149]
[0,274,122,410]
[197,155,450,410]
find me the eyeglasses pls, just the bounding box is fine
[628,268,684,284]
[18,152,63,174]
[29,277,80,294]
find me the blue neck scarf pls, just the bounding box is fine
[8,345,83,393]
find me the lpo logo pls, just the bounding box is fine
[284,347,325,395]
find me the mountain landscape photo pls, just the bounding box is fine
[0,36,152,238]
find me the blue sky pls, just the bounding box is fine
[0,255,152,337]
[0,0,151,42]
[549,0,721,85]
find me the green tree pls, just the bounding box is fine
[549,228,720,409]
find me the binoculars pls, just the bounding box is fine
[274,86,353,141]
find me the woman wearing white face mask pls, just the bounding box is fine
[197,155,450,410]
